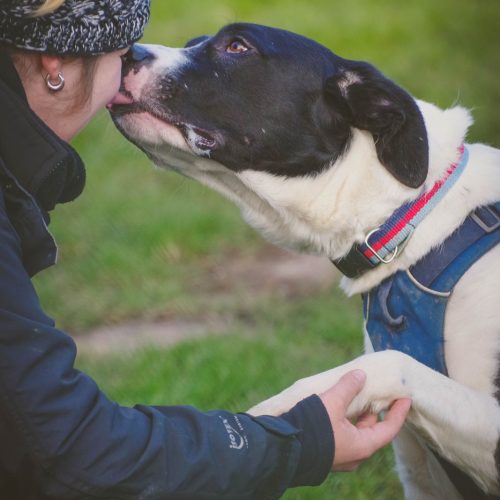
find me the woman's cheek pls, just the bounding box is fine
[110,60,125,98]
[94,62,122,109]
[110,68,122,99]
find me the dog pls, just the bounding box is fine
[109,23,500,498]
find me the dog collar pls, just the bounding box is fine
[332,144,469,278]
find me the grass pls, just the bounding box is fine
[31,0,500,497]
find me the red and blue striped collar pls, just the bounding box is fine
[332,145,469,278]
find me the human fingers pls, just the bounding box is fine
[320,370,367,417]
[360,398,412,453]
[356,412,378,429]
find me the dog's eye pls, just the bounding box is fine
[226,39,249,54]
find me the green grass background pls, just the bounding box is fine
[33,0,500,498]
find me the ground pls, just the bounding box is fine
[77,245,337,356]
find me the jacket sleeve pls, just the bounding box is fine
[0,191,333,499]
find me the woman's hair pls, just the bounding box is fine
[35,0,66,16]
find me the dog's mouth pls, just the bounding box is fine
[108,90,221,156]
[106,88,135,109]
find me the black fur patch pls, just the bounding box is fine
[325,61,429,188]
[436,452,500,499]
[496,440,500,489]
[122,23,428,184]
[494,360,500,403]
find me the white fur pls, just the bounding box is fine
[116,56,500,495]
[240,105,500,496]
[122,45,189,103]
[119,45,192,151]
[117,112,187,151]
[337,71,363,97]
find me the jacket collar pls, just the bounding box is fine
[0,48,85,216]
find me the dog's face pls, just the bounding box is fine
[111,23,428,188]
[111,24,430,259]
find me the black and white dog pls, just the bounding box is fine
[110,24,500,498]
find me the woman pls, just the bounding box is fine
[0,1,410,498]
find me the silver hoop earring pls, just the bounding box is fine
[45,72,65,91]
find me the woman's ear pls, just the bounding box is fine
[40,54,63,82]
[325,61,428,188]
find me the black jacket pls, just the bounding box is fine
[0,49,333,499]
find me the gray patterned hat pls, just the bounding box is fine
[0,0,150,55]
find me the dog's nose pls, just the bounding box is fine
[124,44,154,64]
[121,44,155,77]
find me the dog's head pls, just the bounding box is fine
[110,24,430,259]
[111,23,428,188]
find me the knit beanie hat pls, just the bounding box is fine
[0,0,150,55]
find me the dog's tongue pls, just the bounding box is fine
[106,91,134,110]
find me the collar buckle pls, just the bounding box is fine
[364,227,399,264]
[364,226,414,265]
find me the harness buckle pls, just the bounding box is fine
[470,205,500,233]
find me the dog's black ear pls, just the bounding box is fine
[184,35,210,48]
[325,61,428,188]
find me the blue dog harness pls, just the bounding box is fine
[331,143,500,374]
[363,202,500,374]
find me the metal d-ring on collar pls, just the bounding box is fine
[364,224,415,265]
[365,228,398,264]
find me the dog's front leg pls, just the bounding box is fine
[248,350,500,494]
[248,350,411,418]
[400,362,500,495]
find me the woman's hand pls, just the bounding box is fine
[319,370,411,471]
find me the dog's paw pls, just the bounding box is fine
[247,382,313,416]
[246,399,288,417]
[345,393,405,419]
[247,350,416,418]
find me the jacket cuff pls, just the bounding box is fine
[280,394,334,487]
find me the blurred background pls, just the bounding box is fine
[33,0,500,498]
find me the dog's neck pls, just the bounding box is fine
[234,101,475,290]
[154,100,498,295]
[344,101,497,295]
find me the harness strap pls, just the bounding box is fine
[410,202,500,291]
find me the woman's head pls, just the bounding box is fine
[0,0,150,140]
[10,47,129,140]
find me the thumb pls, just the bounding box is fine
[321,370,367,414]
